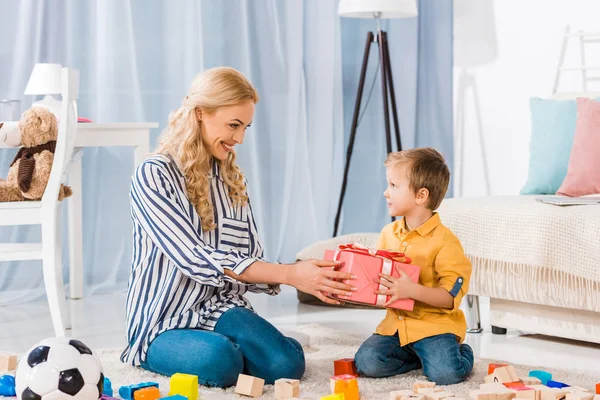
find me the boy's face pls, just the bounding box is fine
[384,164,418,217]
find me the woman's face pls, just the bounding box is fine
[197,100,255,161]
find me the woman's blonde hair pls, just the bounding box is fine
[154,67,259,231]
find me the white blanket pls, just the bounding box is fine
[438,195,600,283]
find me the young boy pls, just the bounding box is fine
[354,147,474,385]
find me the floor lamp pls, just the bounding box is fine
[333,0,418,237]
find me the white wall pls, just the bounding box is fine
[453,0,600,197]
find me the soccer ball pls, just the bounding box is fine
[15,337,104,400]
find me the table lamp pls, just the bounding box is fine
[24,63,62,117]
[333,0,418,237]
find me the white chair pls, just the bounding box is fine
[0,67,80,337]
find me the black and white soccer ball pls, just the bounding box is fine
[15,337,104,400]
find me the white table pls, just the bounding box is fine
[1,122,159,299]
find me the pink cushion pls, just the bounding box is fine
[557,98,600,196]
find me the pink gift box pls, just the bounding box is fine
[323,244,420,311]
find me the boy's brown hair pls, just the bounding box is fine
[384,147,450,210]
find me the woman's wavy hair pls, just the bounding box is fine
[154,67,259,231]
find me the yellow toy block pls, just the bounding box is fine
[321,394,345,400]
[134,387,160,400]
[168,373,199,400]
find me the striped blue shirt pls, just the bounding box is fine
[121,154,279,365]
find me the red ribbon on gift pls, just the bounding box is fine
[338,243,412,264]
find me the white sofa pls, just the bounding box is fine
[296,195,600,344]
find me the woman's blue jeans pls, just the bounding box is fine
[140,307,305,387]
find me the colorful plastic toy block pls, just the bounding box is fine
[235,374,264,398]
[529,370,552,386]
[119,382,159,400]
[547,381,570,389]
[104,377,113,397]
[274,378,300,399]
[334,358,358,377]
[0,375,16,397]
[0,355,17,372]
[330,374,359,400]
[321,395,345,400]
[168,373,198,400]
[596,384,600,395]
[134,387,160,400]
[488,363,509,375]
[100,396,119,400]
[160,396,187,400]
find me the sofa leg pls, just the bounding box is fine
[492,325,507,335]
[465,294,483,333]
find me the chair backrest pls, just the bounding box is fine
[41,67,80,207]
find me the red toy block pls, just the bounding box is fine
[596,383,599,395]
[334,358,357,377]
[488,363,508,375]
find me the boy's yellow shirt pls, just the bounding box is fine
[376,212,472,345]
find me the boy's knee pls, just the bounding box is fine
[354,346,386,377]
[423,363,469,385]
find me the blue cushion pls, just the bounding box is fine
[521,97,578,195]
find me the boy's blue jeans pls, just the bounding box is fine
[354,332,474,385]
[140,307,305,388]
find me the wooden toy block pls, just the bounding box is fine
[390,390,415,400]
[522,378,542,386]
[529,371,552,386]
[274,378,300,400]
[168,373,198,400]
[133,387,160,400]
[469,389,517,400]
[235,374,264,398]
[418,388,439,395]
[331,375,360,400]
[414,381,437,392]
[566,393,594,400]
[565,388,590,394]
[514,387,535,400]
[321,395,345,400]
[481,383,511,392]
[334,358,358,377]
[425,391,454,400]
[0,355,17,372]
[489,364,509,375]
[491,366,520,384]
[593,396,600,400]
[119,382,159,400]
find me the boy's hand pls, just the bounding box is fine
[375,269,416,307]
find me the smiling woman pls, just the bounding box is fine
[121,67,357,388]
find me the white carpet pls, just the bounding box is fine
[88,324,599,400]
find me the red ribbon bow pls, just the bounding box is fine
[338,243,411,264]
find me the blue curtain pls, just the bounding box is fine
[0,0,452,304]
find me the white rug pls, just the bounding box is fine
[86,324,600,400]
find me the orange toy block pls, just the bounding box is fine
[488,364,509,375]
[504,382,525,389]
[596,385,600,395]
[133,387,160,400]
[334,358,358,377]
[330,374,360,400]
[235,374,264,398]
[0,354,17,372]
[274,378,300,400]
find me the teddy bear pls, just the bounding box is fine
[0,106,72,202]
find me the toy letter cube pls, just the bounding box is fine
[334,359,357,377]
[133,387,160,400]
[235,374,264,398]
[0,355,17,372]
[168,373,198,400]
[274,378,300,399]
[324,247,419,310]
[491,366,520,383]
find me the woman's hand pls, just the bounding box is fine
[286,259,356,305]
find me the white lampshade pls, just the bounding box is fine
[338,0,418,18]
[24,63,62,95]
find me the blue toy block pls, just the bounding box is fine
[0,375,16,397]
[119,382,159,400]
[529,370,552,385]
[161,396,187,400]
[547,380,570,389]
[103,377,113,397]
